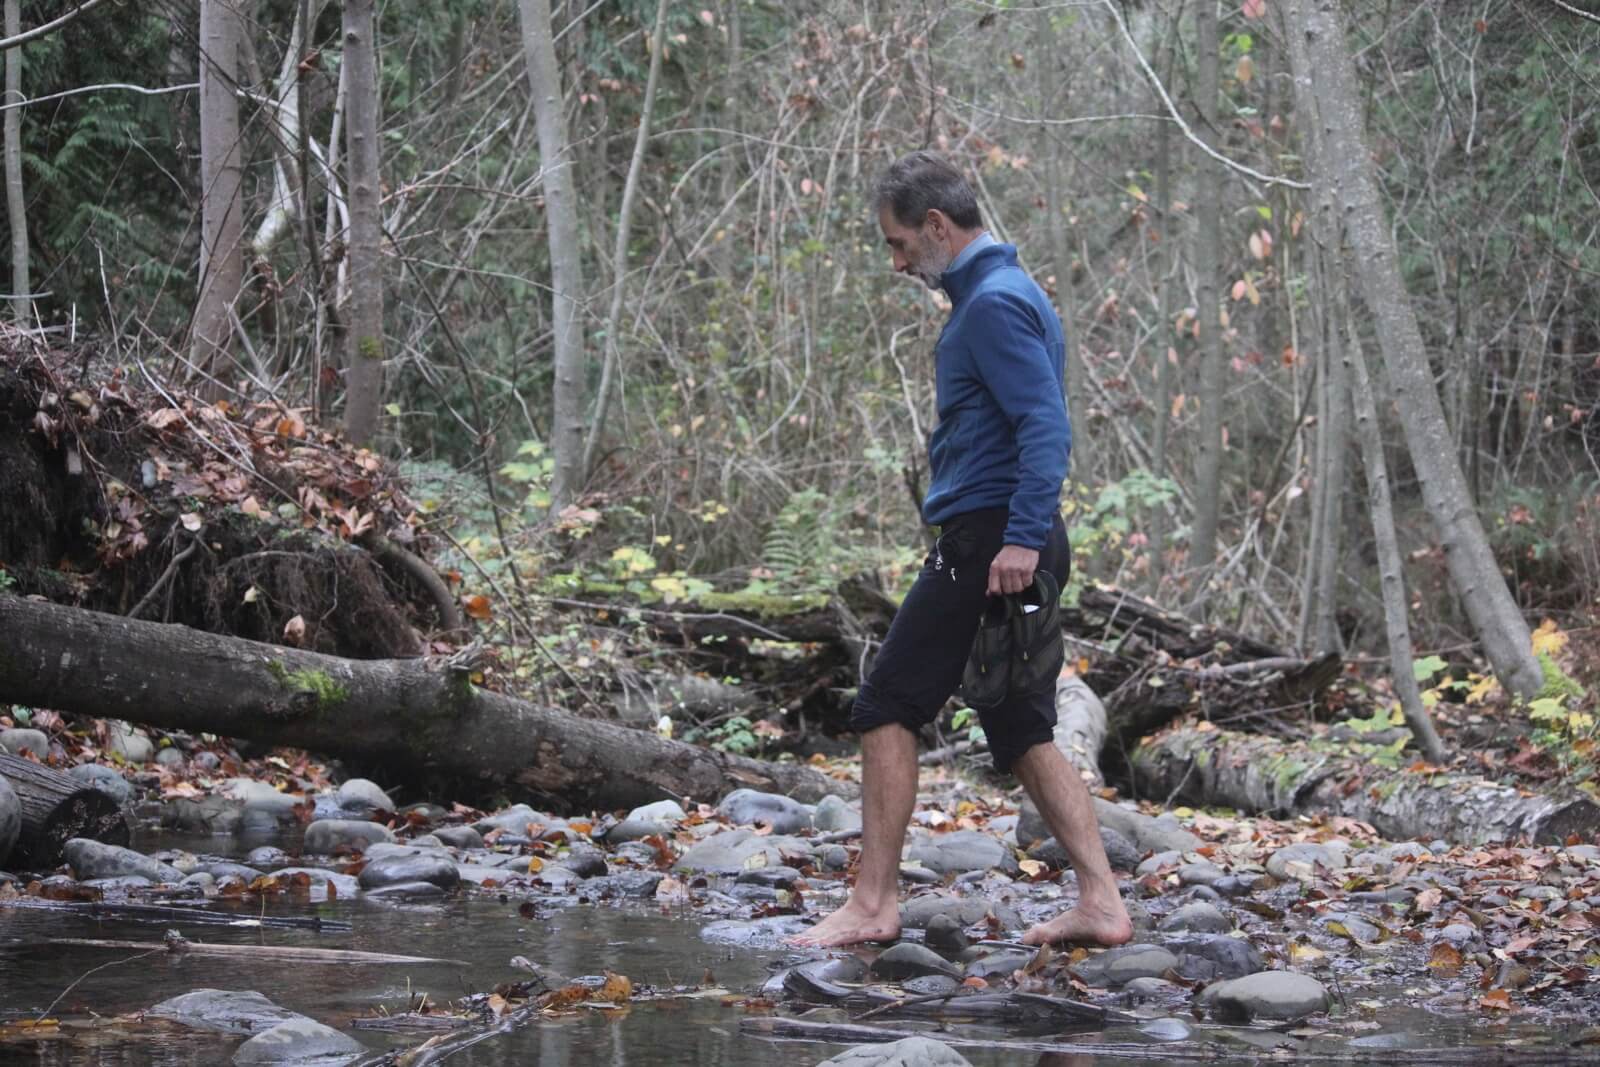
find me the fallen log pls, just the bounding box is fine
[0,753,128,868]
[1129,725,1600,845]
[0,596,857,812]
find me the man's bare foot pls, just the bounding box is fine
[1021,897,1134,948]
[786,899,901,948]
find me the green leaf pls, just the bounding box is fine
[1529,697,1568,723]
[1412,655,1449,683]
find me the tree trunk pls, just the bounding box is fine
[1308,257,1349,654]
[1147,18,1177,593]
[3,0,28,326]
[0,753,129,869]
[1346,309,1448,763]
[249,0,328,260]
[1284,0,1542,699]
[519,0,586,511]
[1129,725,1595,845]
[581,0,668,479]
[1041,11,1088,485]
[1187,0,1225,585]
[191,0,245,386]
[341,0,384,446]
[0,597,856,812]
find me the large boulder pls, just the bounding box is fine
[335,778,392,814]
[147,989,306,1035]
[303,819,395,854]
[716,789,814,834]
[64,839,182,884]
[357,846,460,891]
[232,1017,365,1064]
[1069,944,1180,987]
[816,1037,973,1066]
[1198,971,1330,1022]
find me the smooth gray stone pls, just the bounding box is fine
[1210,875,1256,898]
[83,875,154,891]
[148,989,307,1035]
[900,865,940,885]
[0,727,49,758]
[1138,1016,1193,1042]
[964,947,1034,980]
[1320,912,1381,943]
[0,775,16,864]
[105,721,154,763]
[304,819,395,854]
[1265,843,1346,880]
[364,880,448,902]
[431,826,483,850]
[68,764,134,805]
[64,839,182,884]
[606,817,676,843]
[869,943,961,981]
[408,835,445,849]
[924,913,968,952]
[1349,886,1414,905]
[335,778,392,813]
[1434,923,1476,947]
[813,795,863,832]
[193,751,221,773]
[1168,935,1265,981]
[1070,944,1180,987]
[899,892,1021,932]
[162,796,243,834]
[625,799,686,823]
[1136,850,1183,876]
[737,865,801,889]
[1123,976,1179,1000]
[473,804,547,836]
[699,915,809,947]
[675,829,810,874]
[584,871,664,898]
[154,747,185,768]
[816,1036,973,1066]
[905,830,1012,875]
[902,974,961,996]
[1176,862,1226,887]
[268,867,360,899]
[246,846,289,868]
[1159,902,1233,934]
[557,845,608,879]
[819,844,850,870]
[1199,971,1329,1022]
[716,788,814,834]
[196,862,265,882]
[1028,826,1139,872]
[358,851,459,891]
[181,872,216,890]
[232,1016,365,1064]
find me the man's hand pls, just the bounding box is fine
[988,544,1040,596]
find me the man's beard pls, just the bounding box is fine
[909,239,953,291]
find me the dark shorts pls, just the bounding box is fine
[848,507,1069,773]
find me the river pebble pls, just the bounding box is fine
[232,1016,365,1064]
[304,819,394,854]
[148,989,306,1035]
[905,830,1013,876]
[817,1036,973,1066]
[1070,944,1180,987]
[716,788,814,834]
[1159,901,1232,934]
[1199,970,1329,1022]
[813,794,863,832]
[870,942,961,980]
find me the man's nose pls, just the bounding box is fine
[893,253,910,273]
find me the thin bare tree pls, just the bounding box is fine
[192,0,245,386]
[342,0,384,446]
[1188,0,1225,590]
[3,0,27,325]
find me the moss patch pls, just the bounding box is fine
[266,661,349,711]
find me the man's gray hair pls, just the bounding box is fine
[873,151,982,230]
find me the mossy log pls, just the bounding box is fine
[0,597,856,812]
[1129,725,1600,845]
[0,753,128,868]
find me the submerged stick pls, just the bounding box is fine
[46,938,466,966]
[0,897,353,931]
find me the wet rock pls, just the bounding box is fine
[1518,884,1561,900]
[819,844,851,870]
[1097,801,1201,854]
[163,796,244,835]
[65,839,182,884]
[964,947,1034,980]
[154,747,185,769]
[148,989,307,1035]
[1176,862,1226,887]
[473,804,546,837]
[1138,1016,1193,1042]
[193,751,221,773]
[612,841,661,866]
[1348,887,1413,905]
[1184,885,1222,904]
[83,875,154,892]
[106,721,154,763]
[0,777,15,861]
[1564,845,1600,864]
[870,943,961,981]
[0,727,50,757]
[1168,934,1264,980]
[304,819,395,854]
[408,835,445,849]
[431,826,484,850]
[676,829,810,874]
[814,794,863,832]
[220,779,301,831]
[1028,826,1140,872]
[585,871,664,898]
[783,958,866,1001]
[268,868,360,899]
[737,865,801,889]
[233,1017,365,1064]
[358,848,460,891]
[247,846,289,868]
[900,892,1021,932]
[628,799,687,823]
[1136,851,1182,876]
[557,845,608,879]
[924,913,968,952]
[335,778,392,814]
[67,764,134,806]
[608,799,686,842]
[903,974,962,996]
[1159,902,1232,934]
[1123,976,1179,1001]
[196,862,265,882]
[900,864,940,885]
[1320,912,1381,942]
[1210,876,1255,898]
[181,872,215,891]
[817,1037,973,1067]
[365,880,449,902]
[716,789,814,834]
[1199,971,1329,1022]
[905,831,1013,876]
[1070,944,1180,987]
[1017,796,1050,849]
[1265,843,1345,881]
[700,915,809,947]
[1434,923,1477,947]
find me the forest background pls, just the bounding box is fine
[1,0,1598,779]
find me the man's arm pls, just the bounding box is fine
[967,290,1070,594]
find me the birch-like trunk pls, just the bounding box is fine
[249,0,328,260]
[519,0,586,511]
[341,0,384,446]
[1285,0,1543,699]
[1041,19,1088,486]
[3,0,28,326]
[1187,0,1225,585]
[191,0,245,387]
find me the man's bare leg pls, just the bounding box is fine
[787,723,917,947]
[1012,742,1133,947]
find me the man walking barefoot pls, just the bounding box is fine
[789,152,1132,950]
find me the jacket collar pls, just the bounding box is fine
[941,239,1015,305]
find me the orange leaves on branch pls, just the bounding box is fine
[462,595,493,621]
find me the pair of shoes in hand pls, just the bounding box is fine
[961,571,1064,710]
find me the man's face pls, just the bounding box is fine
[879,207,952,291]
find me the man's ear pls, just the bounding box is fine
[923,209,950,243]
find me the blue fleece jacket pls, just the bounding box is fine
[922,241,1070,549]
